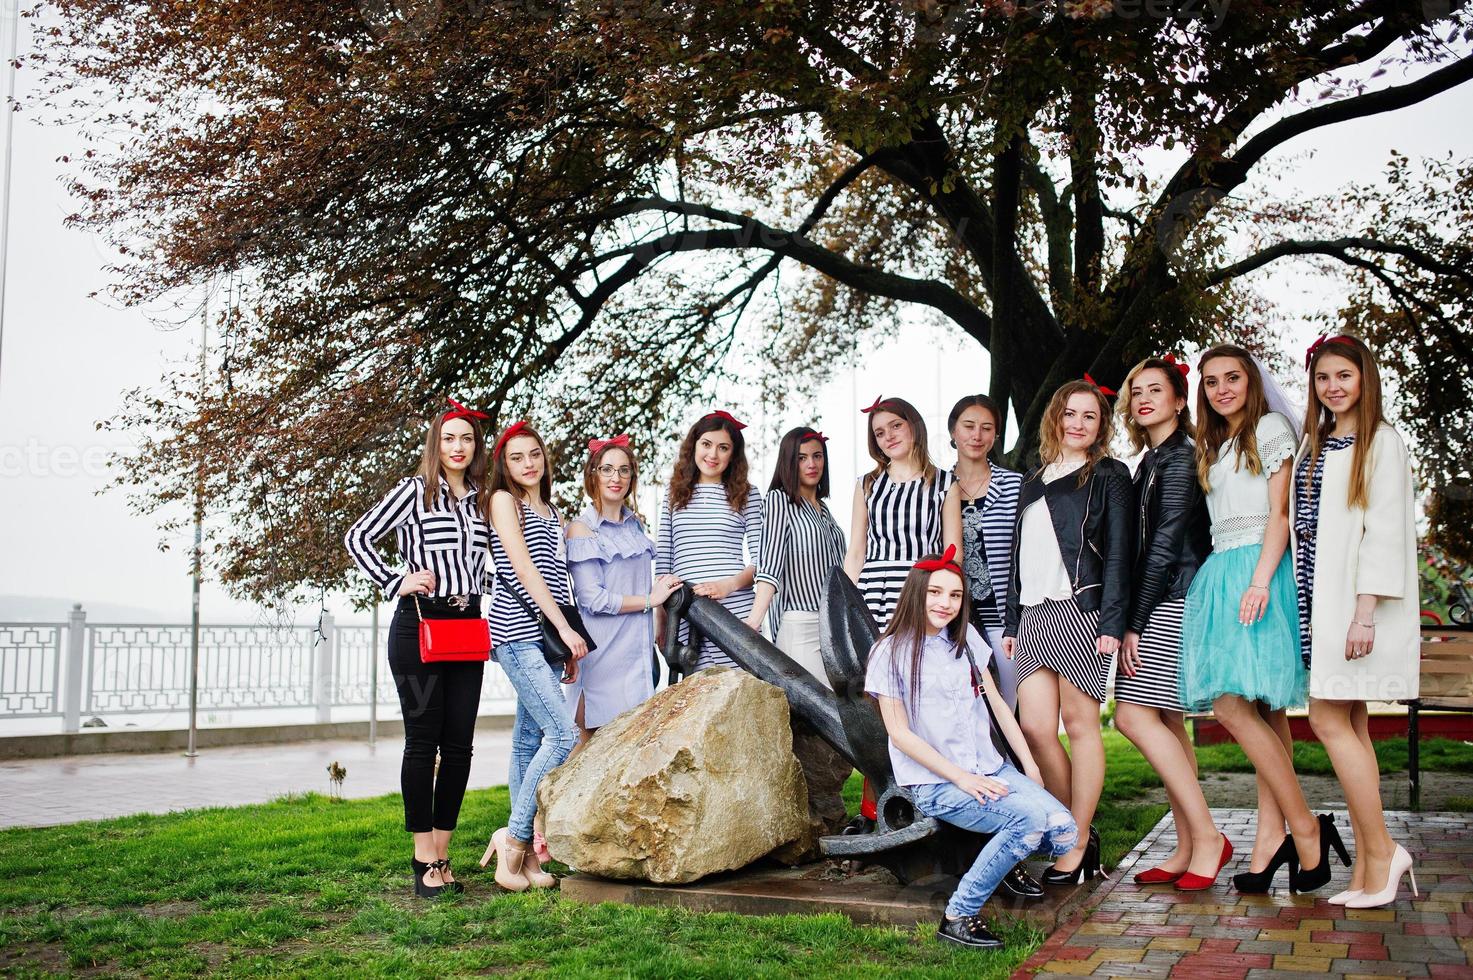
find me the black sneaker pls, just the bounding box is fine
[936,914,1004,950]
[999,864,1044,900]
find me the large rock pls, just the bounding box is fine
[537,667,811,884]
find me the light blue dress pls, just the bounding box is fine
[1180,412,1306,711]
[565,506,657,728]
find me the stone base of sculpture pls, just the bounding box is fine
[538,668,811,884]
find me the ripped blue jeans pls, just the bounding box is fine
[911,763,1077,918]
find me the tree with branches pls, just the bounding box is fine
[34,0,1473,601]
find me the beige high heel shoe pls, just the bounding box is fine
[522,846,558,889]
[481,827,531,892]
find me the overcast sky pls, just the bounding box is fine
[1,13,1470,624]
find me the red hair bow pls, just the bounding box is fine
[860,395,894,414]
[443,397,490,423]
[493,419,529,457]
[588,433,630,455]
[704,409,747,431]
[1305,334,1354,369]
[799,429,828,443]
[1162,354,1190,379]
[1084,373,1118,397]
[914,543,962,577]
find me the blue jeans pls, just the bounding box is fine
[912,764,1077,918]
[498,640,578,842]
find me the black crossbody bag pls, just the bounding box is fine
[495,571,598,666]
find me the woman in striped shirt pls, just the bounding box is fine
[945,394,1023,709]
[655,411,764,672]
[747,426,851,833]
[480,421,586,893]
[343,399,491,899]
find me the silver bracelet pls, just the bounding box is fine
[1352,620,1376,628]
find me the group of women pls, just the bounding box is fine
[345,335,1420,955]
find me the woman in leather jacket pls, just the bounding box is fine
[1002,379,1132,885]
[1113,358,1230,890]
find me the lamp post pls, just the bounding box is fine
[185,297,206,757]
[0,0,21,398]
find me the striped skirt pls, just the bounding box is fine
[1014,597,1109,703]
[1112,598,1187,712]
[857,560,910,631]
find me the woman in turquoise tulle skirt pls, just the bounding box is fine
[1180,345,1341,896]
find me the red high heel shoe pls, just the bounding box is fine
[1133,866,1185,885]
[1175,835,1234,892]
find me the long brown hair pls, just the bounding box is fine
[418,411,488,510]
[1038,381,1114,487]
[1194,344,1270,493]
[1118,358,1193,454]
[1306,335,1386,510]
[485,422,554,525]
[863,397,938,491]
[668,414,752,512]
[583,441,642,519]
[880,559,971,714]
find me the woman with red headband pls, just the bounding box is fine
[1113,357,1229,890]
[656,411,763,670]
[565,435,682,744]
[866,547,1076,951]
[344,398,492,899]
[480,420,587,892]
[1002,379,1132,886]
[1296,336,1419,907]
[844,396,962,628]
[746,426,850,833]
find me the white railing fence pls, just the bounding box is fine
[0,605,515,733]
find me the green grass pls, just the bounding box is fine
[5,732,1467,976]
[0,788,1040,978]
[1191,733,1473,777]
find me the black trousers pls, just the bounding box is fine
[388,597,485,833]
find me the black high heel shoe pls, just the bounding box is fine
[434,858,465,894]
[412,857,445,899]
[1232,835,1295,893]
[1290,814,1351,893]
[1042,826,1102,886]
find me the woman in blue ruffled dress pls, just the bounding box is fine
[1181,344,1345,894]
[565,435,681,743]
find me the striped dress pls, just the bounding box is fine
[857,469,952,629]
[487,500,570,648]
[658,484,764,670]
[755,489,847,636]
[1293,434,1356,670]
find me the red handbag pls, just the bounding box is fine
[414,596,491,663]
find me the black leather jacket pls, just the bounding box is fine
[1004,456,1134,641]
[1128,428,1212,634]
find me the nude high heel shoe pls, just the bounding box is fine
[482,827,531,892]
[522,848,558,889]
[1326,888,1363,906]
[1344,845,1418,908]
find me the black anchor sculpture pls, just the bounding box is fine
[659,567,1002,885]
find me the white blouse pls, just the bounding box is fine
[1205,412,1298,552]
[1019,460,1082,606]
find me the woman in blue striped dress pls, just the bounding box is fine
[655,411,763,671]
[479,420,585,893]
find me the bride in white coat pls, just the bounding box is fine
[1294,334,1419,910]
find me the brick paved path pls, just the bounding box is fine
[1014,808,1473,979]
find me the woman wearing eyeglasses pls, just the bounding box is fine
[565,435,681,744]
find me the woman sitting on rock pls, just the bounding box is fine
[865,546,1077,952]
